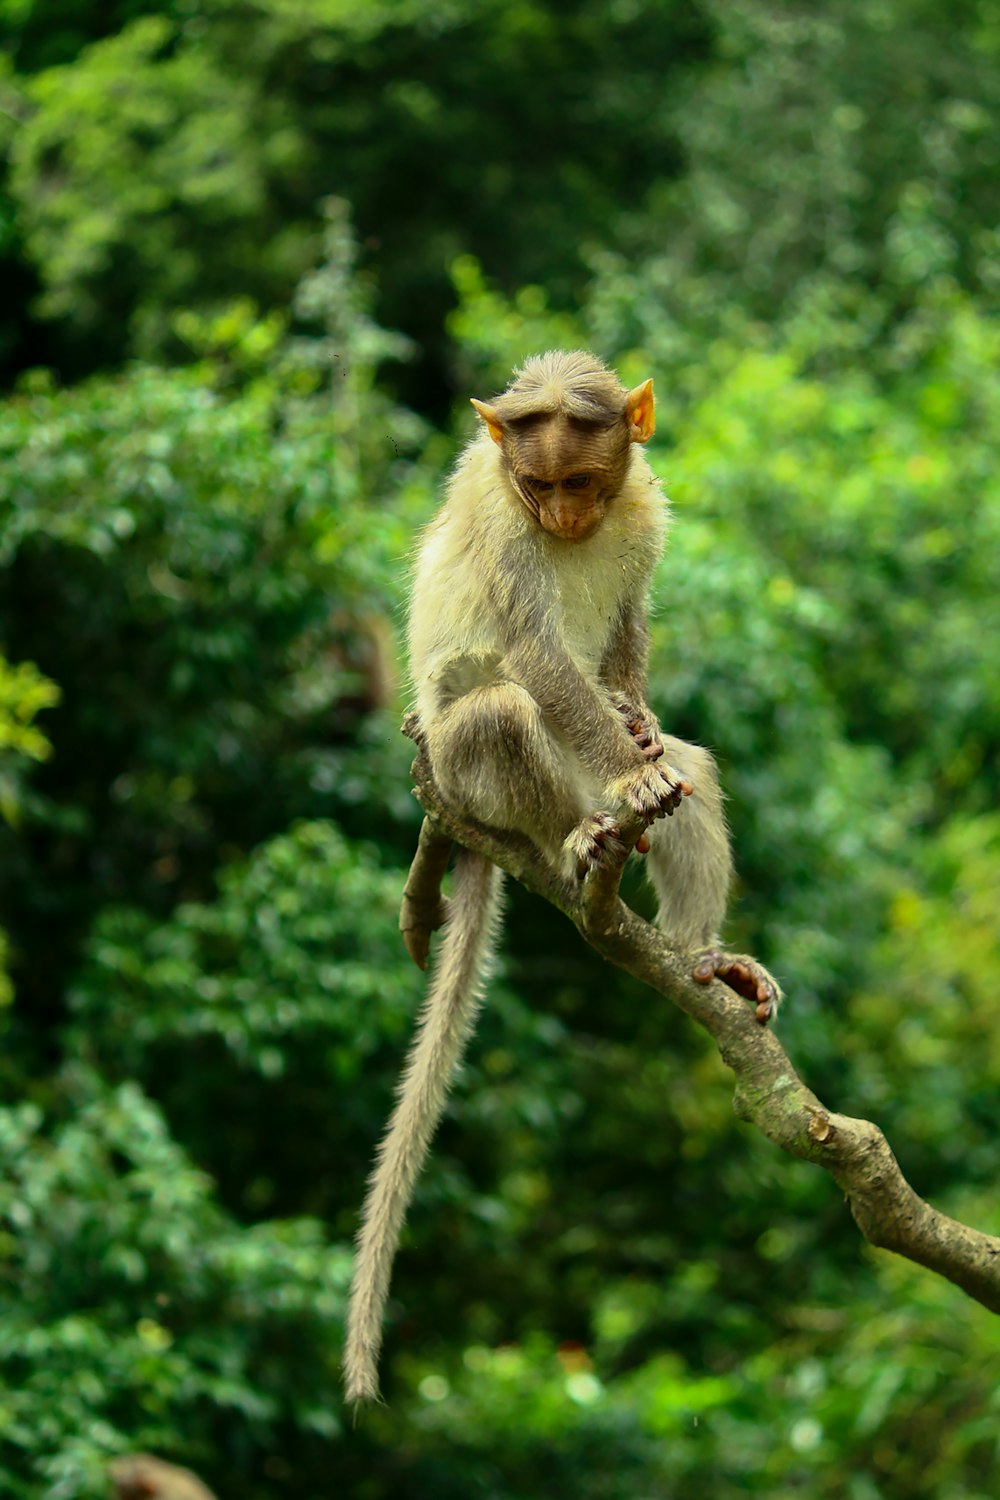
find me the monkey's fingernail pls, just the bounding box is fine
[636,833,650,853]
[680,781,694,797]
[693,962,712,982]
[755,1002,770,1024]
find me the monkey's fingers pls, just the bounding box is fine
[564,813,626,877]
[625,714,665,761]
[657,766,693,816]
[613,763,691,824]
[692,949,782,1026]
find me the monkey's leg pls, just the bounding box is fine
[400,818,453,970]
[432,685,681,878]
[429,684,597,867]
[643,735,782,1024]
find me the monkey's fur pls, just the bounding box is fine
[344,351,780,1404]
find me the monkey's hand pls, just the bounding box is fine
[609,761,693,823]
[564,812,628,877]
[614,701,664,761]
[692,949,783,1026]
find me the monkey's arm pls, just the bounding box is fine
[487,548,658,788]
[599,601,651,707]
[502,622,686,821]
[600,603,665,760]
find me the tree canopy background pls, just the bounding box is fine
[0,1,998,1495]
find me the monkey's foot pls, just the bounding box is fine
[399,892,449,971]
[564,813,627,878]
[610,762,693,823]
[692,949,782,1026]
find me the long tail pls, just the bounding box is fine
[344,848,504,1403]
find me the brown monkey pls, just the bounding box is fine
[110,1454,217,1500]
[344,351,780,1403]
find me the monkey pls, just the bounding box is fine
[110,1454,217,1500]
[344,350,781,1404]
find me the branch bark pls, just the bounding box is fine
[404,739,1000,1317]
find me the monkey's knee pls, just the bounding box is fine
[429,685,572,832]
[432,684,542,777]
[428,686,588,855]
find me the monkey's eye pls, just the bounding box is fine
[563,473,591,490]
[521,476,554,494]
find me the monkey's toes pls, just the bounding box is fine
[399,893,449,970]
[692,949,782,1026]
[564,813,626,877]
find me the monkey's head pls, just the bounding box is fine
[471,351,654,541]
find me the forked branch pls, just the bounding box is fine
[405,739,1000,1317]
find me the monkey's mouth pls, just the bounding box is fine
[536,503,605,540]
[514,479,604,540]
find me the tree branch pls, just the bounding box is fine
[404,739,1000,1317]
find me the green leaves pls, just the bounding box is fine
[1,1,1000,1493]
[72,820,423,1078]
[0,1078,351,1499]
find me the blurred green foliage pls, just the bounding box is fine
[1,1,999,1496]
[0,1080,351,1499]
[2,0,709,395]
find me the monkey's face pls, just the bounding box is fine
[506,415,629,541]
[514,471,609,540]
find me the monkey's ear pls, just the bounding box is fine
[470,398,505,446]
[625,379,655,443]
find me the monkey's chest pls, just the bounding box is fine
[554,556,632,673]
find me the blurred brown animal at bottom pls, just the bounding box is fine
[110,1454,217,1500]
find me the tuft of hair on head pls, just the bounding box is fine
[493,350,628,428]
